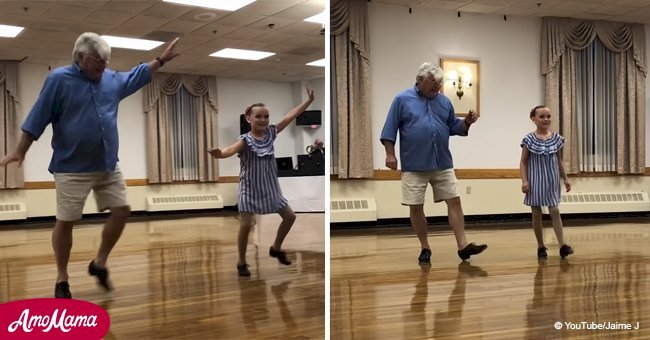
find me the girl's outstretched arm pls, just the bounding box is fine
[276,85,315,134]
[207,139,245,159]
[520,146,530,193]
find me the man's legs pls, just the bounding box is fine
[94,205,130,267]
[433,169,487,261]
[53,173,94,298]
[402,172,432,264]
[409,204,430,250]
[53,219,75,283]
[90,167,130,290]
[445,197,467,250]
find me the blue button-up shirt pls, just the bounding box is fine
[380,85,467,172]
[22,63,152,173]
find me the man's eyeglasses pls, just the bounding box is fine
[424,78,441,86]
[86,54,109,66]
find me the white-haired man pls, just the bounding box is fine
[380,62,487,266]
[0,32,180,298]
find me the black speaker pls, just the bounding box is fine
[296,110,322,126]
[240,114,251,135]
[297,154,310,169]
[276,157,293,171]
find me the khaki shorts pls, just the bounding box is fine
[53,166,128,221]
[402,169,459,205]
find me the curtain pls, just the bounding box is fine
[542,17,646,174]
[331,0,374,178]
[143,73,219,183]
[0,61,23,189]
[330,35,339,174]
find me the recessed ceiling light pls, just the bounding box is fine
[163,0,256,11]
[304,11,325,24]
[101,35,165,51]
[0,24,24,38]
[210,48,275,61]
[306,59,325,67]
[193,12,217,21]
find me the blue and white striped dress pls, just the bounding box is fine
[237,124,288,214]
[521,132,565,207]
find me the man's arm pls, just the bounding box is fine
[2,73,60,167]
[380,97,402,170]
[382,140,398,170]
[0,132,35,167]
[148,37,180,74]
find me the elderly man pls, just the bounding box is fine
[0,32,179,298]
[380,62,487,266]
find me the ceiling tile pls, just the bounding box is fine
[223,27,269,40]
[214,13,266,26]
[0,1,54,16]
[274,3,324,20]
[457,3,504,14]
[141,2,193,19]
[157,19,207,33]
[237,0,306,16]
[44,4,97,21]
[98,1,157,13]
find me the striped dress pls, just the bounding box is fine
[237,124,288,214]
[521,132,565,207]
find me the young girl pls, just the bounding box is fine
[208,87,315,276]
[519,105,574,259]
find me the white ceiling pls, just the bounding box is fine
[0,0,325,82]
[372,0,650,25]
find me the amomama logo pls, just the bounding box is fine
[0,298,110,339]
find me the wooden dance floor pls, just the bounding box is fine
[0,213,325,339]
[331,222,650,340]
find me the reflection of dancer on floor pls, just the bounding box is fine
[238,279,269,334]
[272,281,297,330]
[403,267,431,338]
[208,86,315,277]
[520,105,574,260]
[404,264,487,338]
[525,260,571,340]
[432,263,488,339]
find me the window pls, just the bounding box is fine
[575,39,616,172]
[169,86,199,181]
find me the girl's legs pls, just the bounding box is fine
[531,206,544,248]
[269,206,296,266]
[549,205,573,258]
[547,206,565,245]
[273,206,296,252]
[238,212,255,265]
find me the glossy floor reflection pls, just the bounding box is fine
[331,223,650,340]
[0,214,325,339]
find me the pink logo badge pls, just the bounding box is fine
[0,298,110,339]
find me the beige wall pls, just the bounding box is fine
[331,176,650,219]
[1,183,239,218]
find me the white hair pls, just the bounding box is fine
[72,32,111,62]
[416,62,443,83]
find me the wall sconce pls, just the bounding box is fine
[446,68,472,100]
